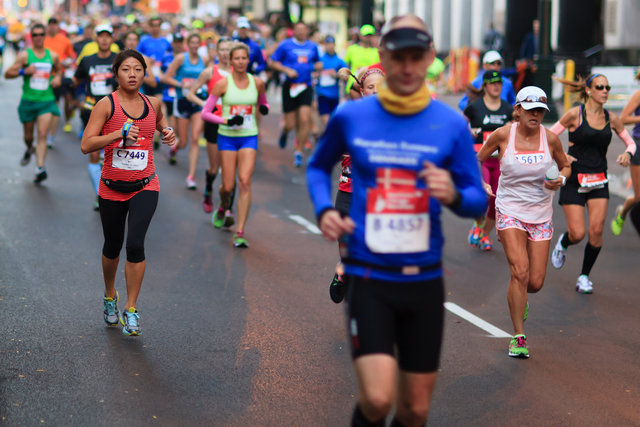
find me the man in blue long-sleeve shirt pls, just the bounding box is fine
[234,16,266,75]
[307,14,487,426]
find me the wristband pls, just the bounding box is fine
[162,126,173,133]
[560,175,566,186]
[626,151,633,158]
[447,190,462,210]
[122,122,132,139]
[19,68,25,76]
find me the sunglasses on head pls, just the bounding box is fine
[31,32,45,37]
[519,95,547,104]
[593,84,611,91]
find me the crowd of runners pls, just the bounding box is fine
[3,10,640,425]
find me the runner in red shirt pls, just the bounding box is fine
[81,50,176,336]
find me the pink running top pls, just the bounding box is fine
[496,123,555,224]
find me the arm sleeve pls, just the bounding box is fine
[504,78,517,105]
[458,94,470,111]
[201,95,225,124]
[258,92,269,109]
[307,112,348,217]
[447,122,488,218]
[619,129,637,155]
[549,122,566,135]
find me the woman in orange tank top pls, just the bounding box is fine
[81,49,176,336]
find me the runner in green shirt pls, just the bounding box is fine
[344,24,380,93]
[4,22,61,183]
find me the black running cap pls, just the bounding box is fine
[381,27,432,51]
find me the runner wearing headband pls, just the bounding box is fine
[329,65,385,304]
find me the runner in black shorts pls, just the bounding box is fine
[307,15,486,425]
[551,73,636,294]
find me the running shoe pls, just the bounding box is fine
[120,307,141,336]
[202,193,213,213]
[508,334,530,358]
[233,231,249,248]
[47,135,54,149]
[168,147,177,165]
[611,205,625,236]
[63,122,72,133]
[523,301,529,322]
[34,168,47,184]
[186,175,197,190]
[103,291,120,326]
[212,207,225,229]
[293,151,303,168]
[479,235,493,251]
[20,147,34,166]
[467,223,484,248]
[278,130,288,149]
[551,234,567,269]
[576,274,593,294]
[329,273,346,304]
[223,210,235,228]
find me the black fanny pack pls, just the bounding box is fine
[344,258,442,276]
[101,172,156,193]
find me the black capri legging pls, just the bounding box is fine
[98,190,159,263]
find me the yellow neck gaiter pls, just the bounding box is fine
[377,82,431,115]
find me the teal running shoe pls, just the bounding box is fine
[212,207,225,229]
[293,151,303,168]
[467,223,484,248]
[120,307,141,336]
[103,291,120,326]
[508,334,529,358]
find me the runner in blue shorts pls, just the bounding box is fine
[201,42,269,248]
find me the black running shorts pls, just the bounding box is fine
[203,121,219,144]
[281,81,313,113]
[345,275,445,373]
[559,180,609,206]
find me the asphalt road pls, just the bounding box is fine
[1,71,639,426]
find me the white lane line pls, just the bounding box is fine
[288,214,322,235]
[444,302,511,338]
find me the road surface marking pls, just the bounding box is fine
[444,302,511,338]
[288,214,322,235]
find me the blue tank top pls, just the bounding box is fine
[176,54,205,99]
[633,105,640,138]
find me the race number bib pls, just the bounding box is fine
[152,61,162,78]
[112,148,148,171]
[90,71,113,96]
[64,67,75,79]
[228,105,253,130]
[181,78,194,97]
[577,172,608,188]
[515,151,544,165]
[29,62,52,91]
[365,168,429,254]
[289,83,307,98]
[167,87,177,98]
[319,70,336,87]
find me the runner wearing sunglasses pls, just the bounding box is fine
[479,86,570,358]
[550,74,636,294]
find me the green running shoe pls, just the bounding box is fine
[611,205,625,236]
[508,334,529,358]
[233,231,249,248]
[212,207,225,229]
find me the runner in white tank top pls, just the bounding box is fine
[478,86,570,359]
